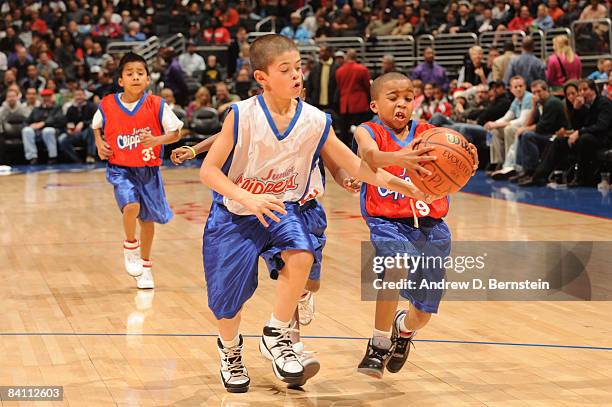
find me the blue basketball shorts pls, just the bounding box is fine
[261,199,327,281]
[203,202,316,319]
[106,164,173,224]
[365,216,452,314]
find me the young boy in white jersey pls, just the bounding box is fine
[199,34,435,393]
[92,53,183,289]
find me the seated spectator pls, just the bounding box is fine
[0,87,29,129]
[478,7,496,34]
[505,36,546,87]
[547,0,564,22]
[507,6,533,32]
[391,13,412,35]
[203,55,226,86]
[8,45,34,81]
[57,88,96,163]
[203,17,231,45]
[436,10,457,35]
[215,0,240,29]
[331,4,359,37]
[366,8,397,37]
[492,0,510,22]
[314,11,333,39]
[587,58,611,81]
[236,43,251,74]
[514,80,568,185]
[533,4,553,32]
[579,0,608,21]
[281,13,312,44]
[415,82,436,121]
[123,21,146,42]
[21,88,64,165]
[458,46,489,88]
[450,1,477,34]
[20,65,46,93]
[78,14,93,35]
[92,11,122,39]
[160,88,188,124]
[486,76,534,176]
[546,35,582,93]
[233,68,253,100]
[187,86,213,122]
[178,41,206,78]
[411,47,449,92]
[452,84,489,123]
[37,52,59,79]
[413,7,434,36]
[212,82,240,117]
[85,41,107,69]
[1,69,19,102]
[23,87,40,116]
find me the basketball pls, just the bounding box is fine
[408,127,476,195]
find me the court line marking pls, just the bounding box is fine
[0,332,610,351]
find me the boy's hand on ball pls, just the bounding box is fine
[140,130,158,148]
[394,145,436,176]
[467,142,479,174]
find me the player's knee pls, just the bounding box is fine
[282,250,314,269]
[123,203,140,217]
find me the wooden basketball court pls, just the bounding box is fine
[1,166,611,406]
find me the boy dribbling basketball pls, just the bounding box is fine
[354,72,477,378]
[93,53,183,289]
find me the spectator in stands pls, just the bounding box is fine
[579,0,608,21]
[508,6,533,32]
[366,8,397,37]
[78,14,93,36]
[505,36,545,87]
[378,54,401,77]
[493,41,515,84]
[305,44,338,111]
[391,13,413,35]
[334,50,346,67]
[8,45,33,81]
[546,35,582,93]
[486,76,534,176]
[215,0,240,29]
[235,43,251,74]
[0,88,29,130]
[280,12,312,44]
[411,48,449,92]
[450,1,477,34]
[533,4,554,32]
[227,26,248,77]
[203,54,226,86]
[30,10,48,35]
[233,68,253,100]
[331,4,359,37]
[413,7,434,36]
[587,58,611,81]
[567,79,612,186]
[0,50,7,72]
[23,87,39,116]
[335,49,371,146]
[85,41,106,69]
[57,88,96,163]
[514,80,567,185]
[187,86,213,122]
[21,88,63,165]
[123,21,146,42]
[436,10,457,35]
[20,65,46,93]
[314,11,333,38]
[161,48,189,107]
[203,17,231,45]
[178,41,206,78]
[458,46,489,88]
[451,84,489,123]
[1,69,18,101]
[557,0,581,28]
[212,82,240,118]
[547,0,565,23]
[37,51,59,79]
[478,7,496,34]
[352,0,369,34]
[92,11,122,39]
[160,87,187,123]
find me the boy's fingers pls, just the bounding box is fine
[416,154,437,161]
[256,214,269,228]
[415,165,432,176]
[263,209,281,223]
[267,202,287,215]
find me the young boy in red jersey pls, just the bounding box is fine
[354,72,477,378]
[93,53,183,289]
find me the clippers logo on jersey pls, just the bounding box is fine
[234,167,299,195]
[116,127,152,151]
[360,121,449,219]
[100,93,164,167]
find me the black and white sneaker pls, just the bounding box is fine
[259,325,304,385]
[387,310,416,373]
[357,339,393,379]
[218,335,250,393]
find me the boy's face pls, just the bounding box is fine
[370,79,414,131]
[118,61,150,94]
[255,50,302,99]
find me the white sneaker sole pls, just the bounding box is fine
[258,338,304,385]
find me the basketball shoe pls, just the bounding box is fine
[387,310,416,373]
[218,335,250,393]
[357,339,393,379]
[135,260,154,289]
[259,324,304,385]
[123,240,143,277]
[297,291,315,326]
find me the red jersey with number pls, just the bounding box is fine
[100,93,164,167]
[359,120,449,219]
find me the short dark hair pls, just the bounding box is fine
[250,34,299,73]
[522,36,534,52]
[503,41,515,53]
[579,79,598,93]
[530,80,548,91]
[370,72,411,99]
[563,80,579,96]
[118,52,149,76]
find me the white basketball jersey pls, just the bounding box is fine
[220,94,331,215]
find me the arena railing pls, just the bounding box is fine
[193,45,230,69]
[298,41,320,64]
[363,35,416,73]
[314,37,366,62]
[530,29,546,60]
[255,16,276,32]
[106,36,160,67]
[431,33,478,74]
[161,33,186,55]
[571,18,612,71]
[416,34,434,61]
[247,31,274,43]
[479,30,526,53]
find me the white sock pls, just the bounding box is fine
[268,313,290,329]
[372,328,392,349]
[398,312,414,335]
[220,334,240,348]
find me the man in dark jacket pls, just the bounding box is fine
[58,89,97,163]
[567,79,612,186]
[21,88,64,165]
[305,44,338,112]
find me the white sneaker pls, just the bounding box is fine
[123,241,143,277]
[218,335,250,393]
[291,342,320,387]
[136,261,154,289]
[297,291,315,326]
[259,325,304,385]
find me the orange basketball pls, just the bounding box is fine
[407,127,476,195]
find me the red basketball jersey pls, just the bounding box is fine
[360,120,449,219]
[100,93,164,167]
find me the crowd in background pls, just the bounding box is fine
[0,0,611,188]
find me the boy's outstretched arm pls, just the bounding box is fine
[171,133,220,165]
[354,126,435,175]
[321,129,440,202]
[200,111,287,226]
[323,156,361,193]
